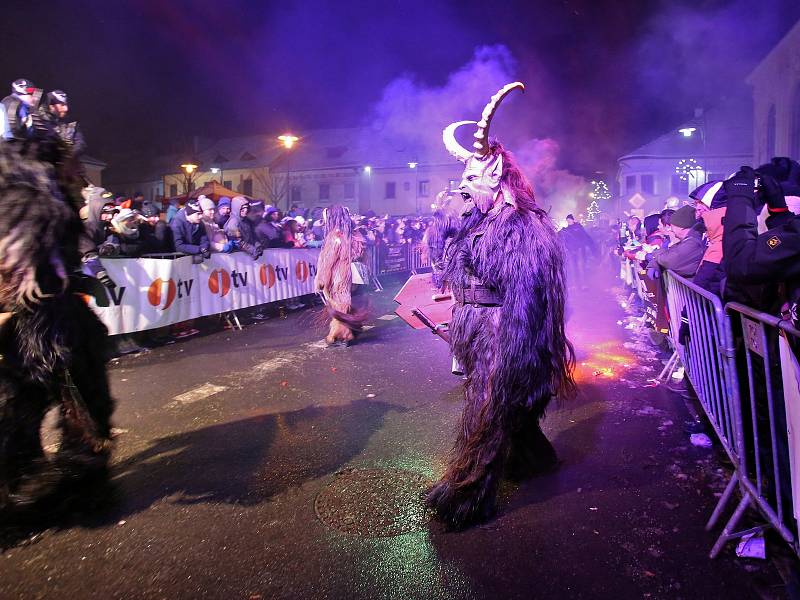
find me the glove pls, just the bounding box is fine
[96,270,117,289]
[253,243,263,260]
[758,173,788,213]
[201,248,211,260]
[646,266,660,280]
[200,241,210,254]
[723,166,758,207]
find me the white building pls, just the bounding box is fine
[748,19,800,164]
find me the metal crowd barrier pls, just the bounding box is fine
[363,243,430,278]
[721,303,800,557]
[624,262,800,558]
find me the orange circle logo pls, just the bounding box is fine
[208,269,232,297]
[260,264,276,288]
[295,261,309,282]
[147,278,177,310]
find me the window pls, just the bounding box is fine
[767,104,776,160]
[419,180,430,197]
[403,181,411,192]
[670,173,689,196]
[625,175,636,194]
[319,183,330,201]
[641,174,654,195]
[291,186,301,204]
[386,181,396,199]
[223,180,233,190]
[344,182,355,199]
[242,178,253,196]
[169,183,177,197]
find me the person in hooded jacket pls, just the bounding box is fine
[198,195,228,252]
[224,196,262,259]
[215,196,232,228]
[691,182,727,297]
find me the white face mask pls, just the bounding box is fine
[457,153,503,215]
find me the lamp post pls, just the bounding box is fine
[210,166,224,186]
[278,134,299,211]
[180,161,199,194]
[408,161,419,214]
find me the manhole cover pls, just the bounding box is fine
[315,468,431,537]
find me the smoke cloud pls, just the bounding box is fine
[367,45,587,220]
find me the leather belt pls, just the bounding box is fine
[452,281,503,307]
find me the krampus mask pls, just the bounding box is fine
[442,81,524,215]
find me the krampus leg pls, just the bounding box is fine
[57,307,113,475]
[426,377,511,529]
[326,318,354,345]
[506,410,557,482]
[0,373,53,507]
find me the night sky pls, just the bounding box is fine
[2,0,799,175]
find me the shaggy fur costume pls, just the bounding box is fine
[0,138,113,511]
[426,143,575,529]
[314,204,366,344]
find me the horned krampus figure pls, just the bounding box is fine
[426,82,576,528]
[315,204,367,346]
[0,135,114,512]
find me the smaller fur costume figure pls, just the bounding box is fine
[0,135,114,512]
[314,204,366,345]
[426,83,575,529]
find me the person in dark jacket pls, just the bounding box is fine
[646,204,705,279]
[170,200,209,257]
[46,90,86,156]
[215,196,232,228]
[139,201,172,254]
[723,159,800,324]
[560,214,596,288]
[256,205,283,248]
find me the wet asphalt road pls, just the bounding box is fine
[0,272,786,599]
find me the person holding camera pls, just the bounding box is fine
[723,158,800,324]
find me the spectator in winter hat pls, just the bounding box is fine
[646,205,705,280]
[139,201,172,254]
[199,195,227,252]
[215,196,232,228]
[170,199,210,257]
[225,196,262,259]
[256,205,283,248]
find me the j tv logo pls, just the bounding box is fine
[207,269,249,297]
[147,278,194,310]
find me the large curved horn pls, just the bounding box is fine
[442,120,476,163]
[473,81,525,158]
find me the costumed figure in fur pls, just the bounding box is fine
[0,121,114,513]
[426,82,576,529]
[315,204,367,345]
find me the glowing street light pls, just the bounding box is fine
[408,161,418,169]
[180,161,199,193]
[278,133,299,149]
[363,165,372,175]
[678,126,697,138]
[180,162,198,174]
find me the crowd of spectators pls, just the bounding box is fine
[614,156,800,330]
[80,193,435,262]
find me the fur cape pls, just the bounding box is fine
[427,200,575,528]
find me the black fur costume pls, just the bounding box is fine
[426,83,575,529]
[0,138,113,511]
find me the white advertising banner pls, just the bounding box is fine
[90,249,321,335]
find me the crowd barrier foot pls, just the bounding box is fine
[657,350,681,382]
[709,493,763,559]
[224,311,243,331]
[372,277,384,292]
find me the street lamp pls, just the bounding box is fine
[180,161,199,194]
[678,127,697,137]
[210,166,224,185]
[277,133,299,210]
[363,165,372,175]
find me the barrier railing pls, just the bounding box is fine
[621,256,800,558]
[363,243,430,277]
[722,303,800,556]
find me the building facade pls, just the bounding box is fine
[748,19,800,165]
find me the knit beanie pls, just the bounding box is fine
[218,196,231,208]
[185,200,201,216]
[198,195,215,212]
[670,205,696,229]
